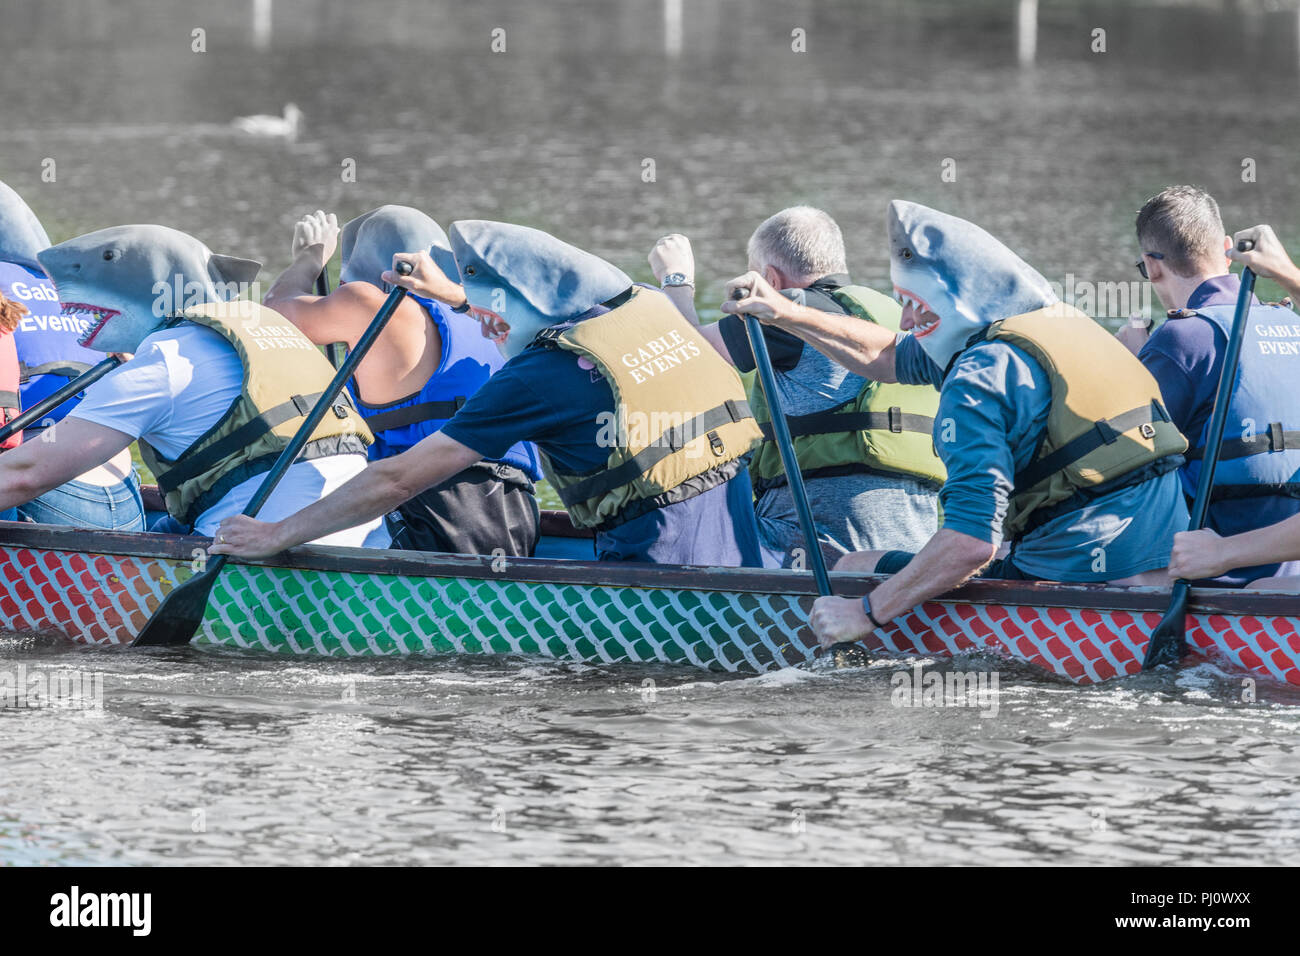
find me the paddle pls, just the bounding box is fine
[316,267,348,370]
[131,262,414,647]
[733,288,833,597]
[1143,244,1257,669]
[0,355,121,446]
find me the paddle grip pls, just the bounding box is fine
[1237,239,1255,253]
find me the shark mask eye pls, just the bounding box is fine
[901,248,913,261]
[102,249,117,261]
[463,265,476,276]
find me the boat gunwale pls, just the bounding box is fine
[3,520,1300,619]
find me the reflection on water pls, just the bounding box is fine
[1,0,1299,864]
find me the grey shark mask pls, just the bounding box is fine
[887,199,1057,371]
[448,220,633,359]
[339,205,457,290]
[0,179,52,271]
[36,225,261,354]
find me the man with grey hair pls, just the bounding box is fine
[1119,185,1300,585]
[648,206,943,567]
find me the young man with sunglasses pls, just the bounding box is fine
[1117,185,1300,586]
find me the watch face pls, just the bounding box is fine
[662,273,691,286]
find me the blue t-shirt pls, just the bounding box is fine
[896,333,1187,581]
[440,337,763,566]
[1138,275,1300,584]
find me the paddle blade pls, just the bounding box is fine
[1142,584,1188,669]
[130,564,223,647]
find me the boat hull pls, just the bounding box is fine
[2,523,1299,685]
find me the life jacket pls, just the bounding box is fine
[1178,302,1300,502]
[530,286,763,530]
[0,260,99,436]
[0,328,19,450]
[748,284,946,494]
[138,300,373,529]
[345,292,542,479]
[982,303,1188,537]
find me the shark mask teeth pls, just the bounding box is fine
[59,302,122,346]
[892,285,941,338]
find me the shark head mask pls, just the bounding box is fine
[339,204,457,291]
[0,179,52,271]
[887,199,1057,371]
[36,224,262,354]
[448,220,632,359]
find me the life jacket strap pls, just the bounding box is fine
[362,397,467,433]
[757,405,935,442]
[154,390,353,494]
[1209,481,1300,502]
[555,399,752,506]
[17,360,93,383]
[1184,422,1300,462]
[0,390,18,408]
[1014,399,1172,492]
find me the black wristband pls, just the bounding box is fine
[451,298,471,314]
[861,595,886,629]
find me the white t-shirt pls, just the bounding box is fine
[68,323,389,548]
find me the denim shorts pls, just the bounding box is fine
[17,475,146,532]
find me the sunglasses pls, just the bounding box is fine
[1134,251,1164,280]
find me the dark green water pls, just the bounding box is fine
[1,0,1298,865]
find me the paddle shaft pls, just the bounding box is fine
[1143,253,1256,669]
[131,264,413,647]
[736,294,832,595]
[0,355,121,445]
[317,268,349,370]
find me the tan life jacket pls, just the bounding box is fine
[532,286,762,530]
[983,303,1187,537]
[139,300,373,528]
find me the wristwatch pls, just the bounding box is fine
[861,594,886,629]
[661,272,694,288]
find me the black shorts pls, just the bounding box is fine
[391,460,539,557]
[873,549,1029,580]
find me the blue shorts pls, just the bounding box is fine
[18,475,146,532]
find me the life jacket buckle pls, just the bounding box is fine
[332,403,349,420]
[1139,423,1156,440]
[708,429,725,457]
[1270,422,1286,451]
[888,406,904,433]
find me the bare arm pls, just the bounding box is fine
[720,271,899,382]
[264,282,394,347]
[209,432,483,558]
[0,419,134,510]
[263,209,339,311]
[1169,517,1300,582]
[807,529,996,647]
[1229,224,1300,301]
[647,234,733,363]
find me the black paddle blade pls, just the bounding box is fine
[130,562,225,647]
[1142,582,1189,669]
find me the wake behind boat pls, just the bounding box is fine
[3,512,1296,685]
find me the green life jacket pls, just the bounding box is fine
[139,300,373,529]
[532,286,763,531]
[984,303,1188,538]
[749,284,946,494]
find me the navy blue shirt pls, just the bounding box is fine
[440,335,763,566]
[1138,275,1300,584]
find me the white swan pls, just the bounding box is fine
[232,103,303,142]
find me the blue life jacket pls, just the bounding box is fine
[0,260,101,437]
[1181,302,1300,502]
[346,292,542,479]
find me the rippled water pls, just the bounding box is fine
[3,0,1300,865]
